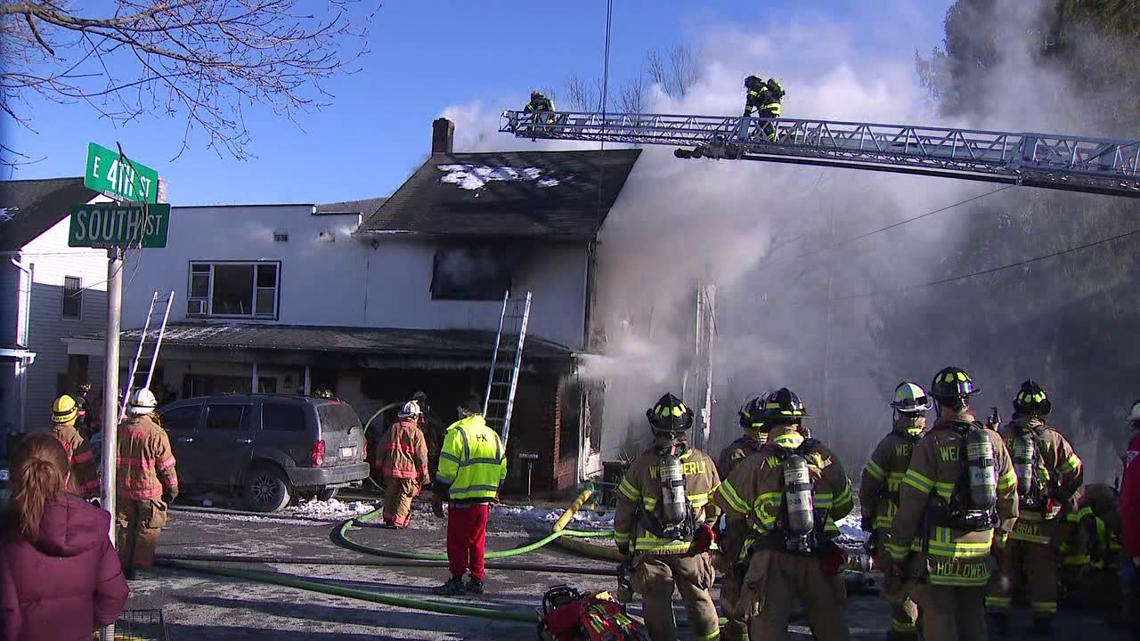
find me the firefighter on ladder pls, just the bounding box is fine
[47,394,100,499]
[375,400,430,529]
[886,367,1019,641]
[743,75,784,141]
[860,382,931,640]
[986,380,1083,636]
[715,395,770,641]
[714,387,854,641]
[116,388,179,579]
[614,393,722,641]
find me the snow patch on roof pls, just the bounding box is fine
[0,208,14,223]
[437,164,561,191]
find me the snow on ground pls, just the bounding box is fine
[282,498,377,521]
[837,513,869,544]
[437,164,560,190]
[492,504,615,530]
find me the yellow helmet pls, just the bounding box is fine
[52,394,79,424]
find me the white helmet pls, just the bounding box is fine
[398,400,422,418]
[890,382,932,413]
[1129,399,1140,423]
[128,388,158,415]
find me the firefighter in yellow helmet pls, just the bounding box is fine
[714,387,854,641]
[860,382,931,640]
[614,393,722,641]
[886,367,1018,641]
[985,380,1083,635]
[116,388,179,578]
[46,395,100,498]
[714,394,770,641]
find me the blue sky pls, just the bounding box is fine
[4,0,954,205]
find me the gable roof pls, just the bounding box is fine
[316,197,388,216]
[0,178,99,251]
[356,149,641,240]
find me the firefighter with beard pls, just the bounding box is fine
[886,367,1019,641]
[614,393,722,641]
[715,395,770,641]
[714,387,854,641]
[986,380,1083,635]
[860,382,932,640]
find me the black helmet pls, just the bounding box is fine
[739,395,768,430]
[1013,380,1052,416]
[458,396,483,416]
[930,366,979,401]
[647,393,693,433]
[758,387,808,421]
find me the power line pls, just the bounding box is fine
[762,184,1015,269]
[835,225,1140,300]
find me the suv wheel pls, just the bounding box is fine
[243,464,292,512]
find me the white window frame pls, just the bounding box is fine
[187,261,281,320]
[62,276,82,321]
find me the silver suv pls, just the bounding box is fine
[158,394,369,512]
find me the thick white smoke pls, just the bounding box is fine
[441,5,1078,468]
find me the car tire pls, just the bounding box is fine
[243,464,292,513]
[316,488,338,501]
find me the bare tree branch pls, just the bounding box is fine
[0,0,380,165]
[646,43,702,99]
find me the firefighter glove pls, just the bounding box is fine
[431,493,446,518]
[163,486,179,504]
[691,523,716,554]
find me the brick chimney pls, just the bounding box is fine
[432,117,454,155]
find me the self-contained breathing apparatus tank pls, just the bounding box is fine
[658,452,688,527]
[782,453,816,553]
[1013,430,1037,505]
[964,426,999,526]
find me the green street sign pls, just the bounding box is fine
[68,203,170,248]
[84,142,159,203]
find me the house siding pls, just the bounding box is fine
[21,215,108,431]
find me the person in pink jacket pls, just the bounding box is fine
[1,432,129,641]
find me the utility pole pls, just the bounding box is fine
[99,246,122,641]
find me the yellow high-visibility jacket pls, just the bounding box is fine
[435,414,506,503]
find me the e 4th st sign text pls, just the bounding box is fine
[69,203,170,248]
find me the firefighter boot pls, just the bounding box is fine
[1030,615,1053,636]
[986,612,1010,636]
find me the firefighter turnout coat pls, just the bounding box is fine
[998,417,1083,545]
[376,418,430,482]
[116,412,178,570]
[615,446,721,555]
[887,413,1018,587]
[48,423,100,498]
[860,429,921,533]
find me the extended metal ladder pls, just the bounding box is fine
[119,291,175,422]
[483,291,532,447]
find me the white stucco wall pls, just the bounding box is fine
[121,205,368,328]
[119,204,591,351]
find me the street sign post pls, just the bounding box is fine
[68,203,170,248]
[84,142,159,203]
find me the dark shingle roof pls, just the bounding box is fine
[356,149,641,240]
[316,197,388,216]
[70,323,572,360]
[0,178,99,251]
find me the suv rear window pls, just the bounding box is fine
[262,402,308,432]
[317,402,361,432]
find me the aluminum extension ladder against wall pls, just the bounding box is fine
[118,291,175,422]
[483,291,532,449]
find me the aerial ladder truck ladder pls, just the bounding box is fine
[500,110,1140,198]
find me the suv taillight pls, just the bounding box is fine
[311,440,325,467]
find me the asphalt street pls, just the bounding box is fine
[119,501,1128,640]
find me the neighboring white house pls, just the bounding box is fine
[0,178,110,440]
[65,119,642,492]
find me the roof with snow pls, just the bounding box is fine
[356,149,642,240]
[0,177,99,251]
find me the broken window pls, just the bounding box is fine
[187,262,280,318]
[430,244,519,301]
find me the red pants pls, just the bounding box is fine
[447,503,489,580]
